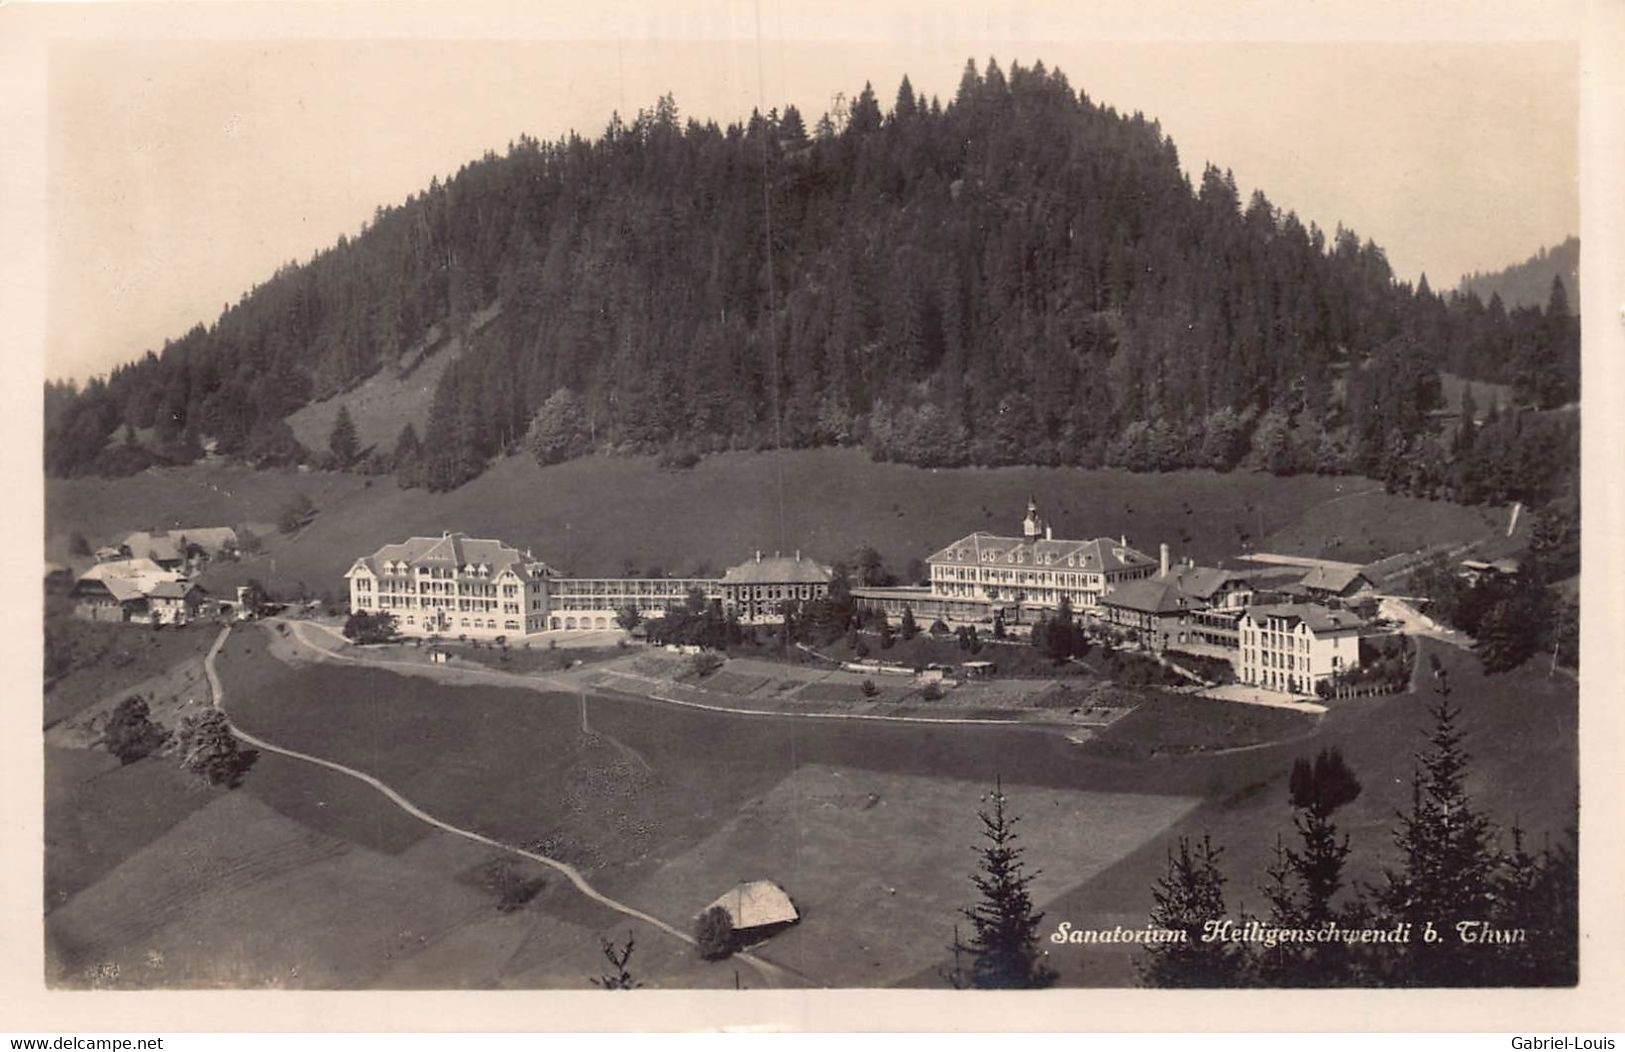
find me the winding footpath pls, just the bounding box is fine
[202,625,802,988]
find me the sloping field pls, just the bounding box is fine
[44,747,217,910]
[54,621,1572,988]
[1257,487,1514,568]
[616,764,1201,987]
[46,783,691,989]
[44,461,368,567]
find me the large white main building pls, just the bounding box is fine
[345,533,557,637]
[345,532,832,638]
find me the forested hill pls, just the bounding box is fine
[44,58,1578,508]
[1458,236,1579,315]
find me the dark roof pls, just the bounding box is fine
[1297,565,1371,594]
[1101,577,1192,615]
[349,533,555,582]
[720,554,832,585]
[146,580,200,599]
[1243,603,1362,634]
[1167,565,1248,600]
[122,532,183,563]
[927,532,1155,573]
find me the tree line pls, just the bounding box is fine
[45,58,1578,511]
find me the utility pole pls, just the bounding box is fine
[1550,606,1563,677]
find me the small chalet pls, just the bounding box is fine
[704,880,800,937]
[1294,565,1374,602]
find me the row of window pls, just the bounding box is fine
[551,580,708,597]
[723,584,825,602]
[931,583,1103,606]
[399,614,523,631]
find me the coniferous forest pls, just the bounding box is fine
[44,59,1579,507]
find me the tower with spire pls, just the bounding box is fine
[1022,496,1045,541]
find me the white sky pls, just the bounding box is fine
[33,0,1582,383]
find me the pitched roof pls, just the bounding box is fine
[1243,603,1362,634]
[705,880,799,930]
[349,533,555,581]
[146,579,200,599]
[173,526,239,551]
[1101,576,1193,614]
[927,531,1155,572]
[1167,565,1249,600]
[720,554,832,585]
[122,532,183,563]
[1297,565,1371,594]
[79,558,169,580]
[72,558,192,603]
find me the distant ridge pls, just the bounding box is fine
[1458,236,1578,314]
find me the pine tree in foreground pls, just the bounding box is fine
[591,931,642,989]
[1255,748,1368,985]
[1138,834,1246,987]
[952,779,1058,989]
[1372,669,1499,986]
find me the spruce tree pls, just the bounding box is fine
[328,403,360,465]
[954,779,1057,988]
[1485,825,1578,985]
[1255,749,1366,985]
[1139,834,1245,987]
[1373,677,1499,986]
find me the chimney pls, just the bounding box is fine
[1120,534,1127,547]
[1160,543,1170,578]
[755,550,762,563]
[795,549,801,561]
[1045,525,1053,541]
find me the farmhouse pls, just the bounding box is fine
[1293,564,1373,602]
[69,558,203,625]
[118,532,183,570]
[119,527,241,572]
[1236,604,1362,695]
[1459,558,1522,585]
